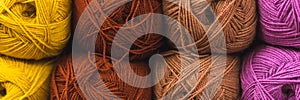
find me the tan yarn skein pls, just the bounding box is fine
[164,0,257,54]
[154,51,240,99]
[0,0,71,60]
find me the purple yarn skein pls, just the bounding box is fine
[259,0,300,48]
[241,45,300,99]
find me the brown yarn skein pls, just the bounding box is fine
[73,0,164,60]
[50,54,151,100]
[164,0,257,54]
[154,51,240,99]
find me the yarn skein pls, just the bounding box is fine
[163,0,257,54]
[0,0,71,60]
[0,56,53,100]
[50,53,152,100]
[73,0,164,60]
[153,51,240,99]
[241,45,300,99]
[258,0,300,48]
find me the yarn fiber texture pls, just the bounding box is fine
[0,56,53,100]
[50,53,152,100]
[153,51,240,99]
[0,0,71,60]
[164,0,257,54]
[74,0,164,60]
[258,0,300,48]
[241,45,300,99]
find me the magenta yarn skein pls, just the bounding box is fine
[259,0,300,48]
[241,45,300,99]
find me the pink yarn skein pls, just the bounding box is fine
[241,45,300,99]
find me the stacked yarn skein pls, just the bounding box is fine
[0,0,71,60]
[258,0,300,48]
[241,45,300,99]
[51,0,165,99]
[241,0,300,99]
[164,0,257,54]
[73,0,164,60]
[50,53,152,100]
[153,51,241,99]
[0,56,53,100]
[152,0,258,99]
[0,0,72,99]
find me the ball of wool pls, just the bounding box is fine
[153,51,241,99]
[258,0,300,48]
[73,0,164,60]
[241,45,300,99]
[0,56,53,99]
[50,53,152,100]
[164,0,257,54]
[0,0,71,60]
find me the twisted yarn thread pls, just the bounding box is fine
[259,0,300,48]
[74,0,164,60]
[164,0,257,54]
[0,0,71,60]
[0,56,53,100]
[154,51,240,99]
[50,53,151,100]
[241,45,300,99]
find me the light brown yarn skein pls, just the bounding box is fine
[153,51,240,99]
[164,0,257,54]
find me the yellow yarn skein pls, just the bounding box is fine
[0,0,71,60]
[0,56,53,100]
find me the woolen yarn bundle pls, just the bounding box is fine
[0,56,53,100]
[164,0,257,54]
[73,0,164,60]
[0,0,72,60]
[154,51,240,99]
[50,54,152,100]
[258,0,300,48]
[241,45,300,99]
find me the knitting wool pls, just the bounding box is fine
[0,56,53,100]
[50,53,152,100]
[241,45,300,99]
[258,0,300,48]
[73,0,164,60]
[153,51,240,99]
[0,0,71,60]
[164,0,257,54]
